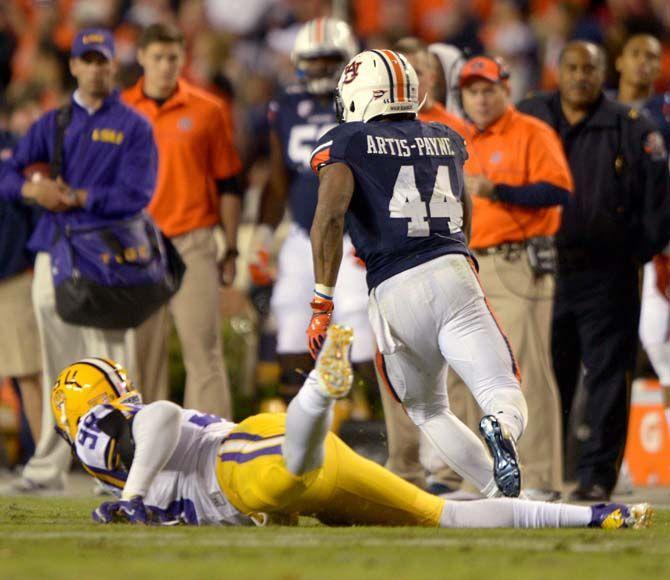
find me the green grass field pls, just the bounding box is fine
[0,498,668,580]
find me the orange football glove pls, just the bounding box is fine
[307,295,334,359]
[653,254,670,301]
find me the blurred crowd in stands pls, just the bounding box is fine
[1,0,669,162]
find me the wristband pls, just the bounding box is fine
[314,284,335,300]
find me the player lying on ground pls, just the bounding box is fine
[51,326,652,529]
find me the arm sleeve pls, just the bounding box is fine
[0,115,51,202]
[84,120,157,218]
[495,182,570,207]
[121,401,182,500]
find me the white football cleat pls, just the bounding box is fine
[315,324,354,398]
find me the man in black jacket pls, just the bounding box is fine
[517,41,670,501]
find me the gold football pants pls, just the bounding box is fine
[215,413,444,526]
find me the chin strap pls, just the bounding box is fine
[359,94,375,122]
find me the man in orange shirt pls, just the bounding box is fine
[446,56,573,499]
[122,24,243,418]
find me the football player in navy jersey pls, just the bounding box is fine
[309,49,530,499]
[616,34,670,144]
[248,18,378,405]
[616,34,670,439]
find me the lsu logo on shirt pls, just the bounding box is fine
[92,128,124,145]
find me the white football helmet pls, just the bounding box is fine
[291,18,358,95]
[336,50,420,123]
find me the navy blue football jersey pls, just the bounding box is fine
[310,119,472,289]
[268,87,338,231]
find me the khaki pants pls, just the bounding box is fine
[0,270,41,377]
[445,250,563,490]
[136,227,232,418]
[22,253,137,485]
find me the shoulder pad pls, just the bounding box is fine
[320,121,363,144]
[310,122,361,173]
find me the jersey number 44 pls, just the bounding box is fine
[389,165,463,237]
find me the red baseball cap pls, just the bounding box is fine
[459,56,508,87]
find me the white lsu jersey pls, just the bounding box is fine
[74,403,254,526]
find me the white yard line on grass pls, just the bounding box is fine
[2,531,666,554]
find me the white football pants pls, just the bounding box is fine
[369,253,528,495]
[639,260,670,385]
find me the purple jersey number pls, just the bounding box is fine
[78,412,101,449]
[188,413,223,428]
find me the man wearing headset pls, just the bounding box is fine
[446,56,573,500]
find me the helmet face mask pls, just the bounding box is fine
[291,18,358,96]
[51,358,141,444]
[296,55,347,95]
[337,50,420,123]
[335,87,345,123]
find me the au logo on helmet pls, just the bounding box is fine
[343,61,362,84]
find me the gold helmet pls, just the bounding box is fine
[51,358,141,443]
